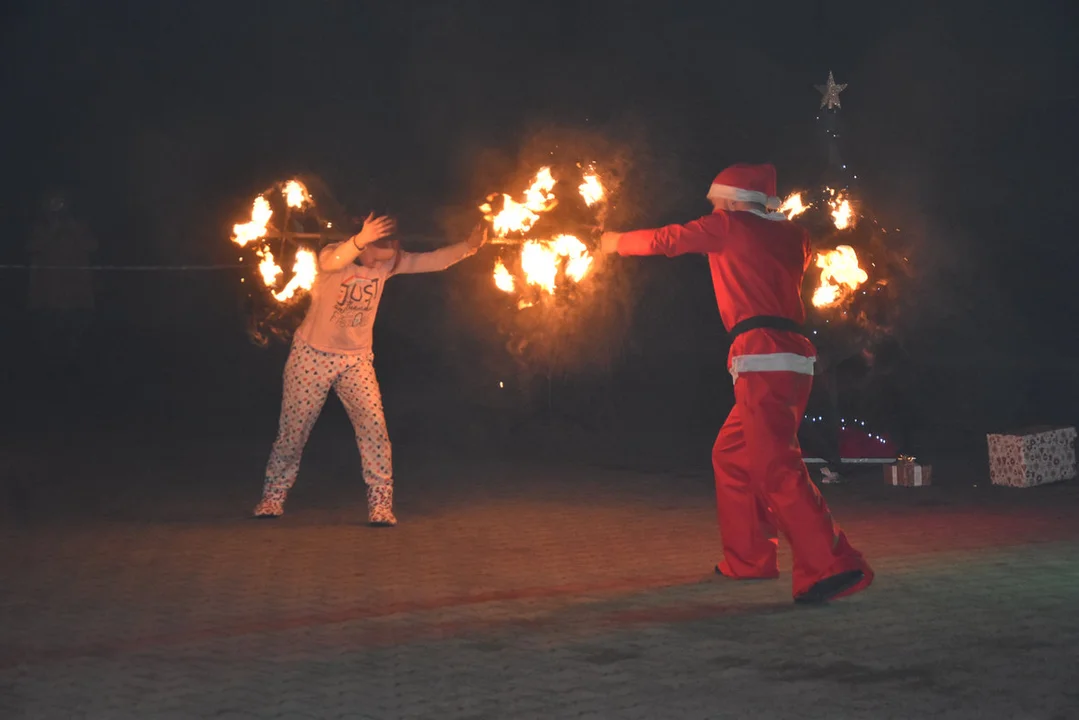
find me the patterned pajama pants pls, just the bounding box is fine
[261,340,392,501]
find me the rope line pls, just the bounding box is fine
[0,264,245,271]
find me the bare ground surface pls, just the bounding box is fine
[3,420,1078,720]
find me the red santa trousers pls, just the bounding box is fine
[712,369,874,598]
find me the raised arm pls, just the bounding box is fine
[391,224,487,275]
[318,213,396,272]
[601,214,730,257]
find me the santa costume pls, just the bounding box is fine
[604,163,873,603]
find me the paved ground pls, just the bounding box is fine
[3,432,1079,719]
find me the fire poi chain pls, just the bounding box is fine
[230,167,610,312]
[231,180,322,303]
[230,172,873,315]
[481,165,606,310]
[778,186,869,309]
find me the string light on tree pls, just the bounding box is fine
[795,70,917,462]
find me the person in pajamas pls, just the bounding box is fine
[253,215,487,524]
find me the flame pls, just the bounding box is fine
[517,235,593,294]
[830,191,853,230]
[552,234,593,282]
[484,166,603,308]
[483,167,557,236]
[493,234,594,298]
[812,245,868,308]
[779,192,809,219]
[493,259,516,293]
[232,196,273,247]
[490,195,541,236]
[579,172,605,207]
[256,247,283,287]
[526,167,557,206]
[283,180,311,209]
[232,182,322,306]
[271,249,318,302]
[253,246,318,302]
[520,240,559,294]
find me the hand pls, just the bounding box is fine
[467,223,488,249]
[599,231,621,255]
[356,212,396,246]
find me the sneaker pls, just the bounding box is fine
[820,467,843,485]
[367,484,397,527]
[252,488,287,519]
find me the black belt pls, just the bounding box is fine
[727,315,806,341]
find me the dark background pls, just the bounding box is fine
[1,0,1077,480]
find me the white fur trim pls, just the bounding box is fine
[707,183,781,210]
[730,352,816,383]
[747,209,789,222]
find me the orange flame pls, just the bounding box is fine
[553,234,593,283]
[485,167,603,308]
[232,182,324,305]
[523,235,593,294]
[283,180,311,209]
[494,234,594,299]
[829,191,853,230]
[812,245,867,308]
[483,167,557,236]
[253,246,318,303]
[271,249,318,302]
[493,259,516,293]
[520,240,559,294]
[232,196,273,247]
[256,247,283,287]
[779,192,809,219]
[579,172,605,207]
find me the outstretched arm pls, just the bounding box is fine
[601,215,729,257]
[392,224,487,275]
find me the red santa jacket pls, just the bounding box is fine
[617,209,817,378]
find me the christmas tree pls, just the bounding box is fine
[796,72,915,471]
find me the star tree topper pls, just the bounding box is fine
[815,71,847,110]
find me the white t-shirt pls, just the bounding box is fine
[295,241,475,354]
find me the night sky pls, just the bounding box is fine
[1,0,1077,447]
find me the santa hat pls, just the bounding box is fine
[706,163,782,210]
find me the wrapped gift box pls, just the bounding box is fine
[885,457,932,487]
[986,426,1077,488]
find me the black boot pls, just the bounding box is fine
[794,570,865,604]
